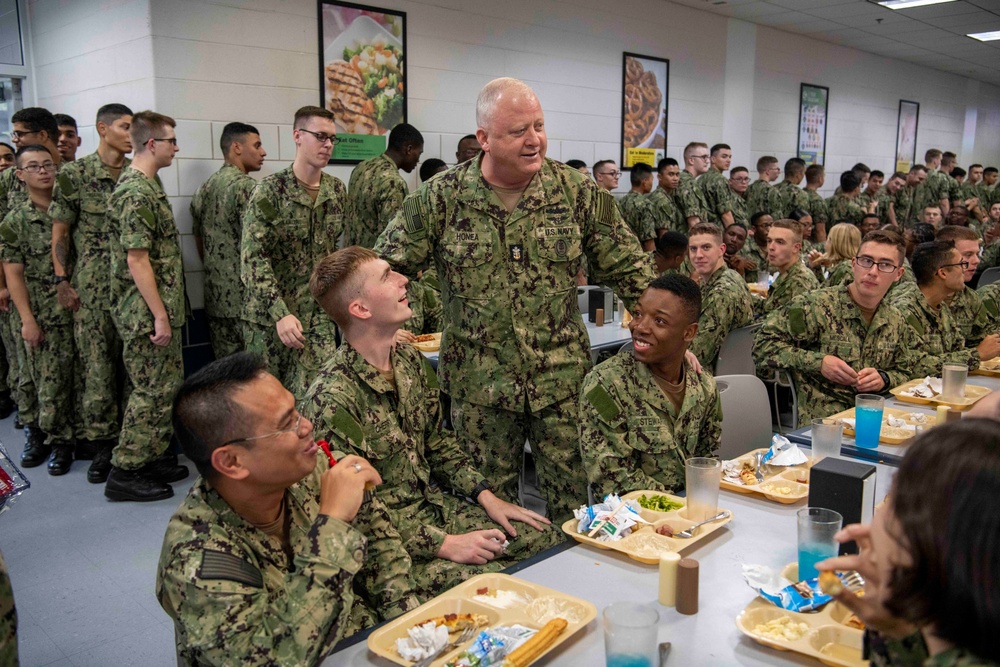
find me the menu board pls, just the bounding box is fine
[797,83,828,166]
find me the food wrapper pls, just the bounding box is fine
[742,564,835,613]
[902,376,942,398]
[0,440,30,517]
[444,625,537,667]
[760,434,808,467]
[573,494,648,542]
[396,621,449,661]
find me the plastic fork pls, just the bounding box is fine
[841,570,865,593]
[672,510,731,538]
[753,450,766,484]
[413,625,479,667]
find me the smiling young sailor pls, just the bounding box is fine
[579,274,722,499]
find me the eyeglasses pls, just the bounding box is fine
[9,129,38,140]
[940,260,970,271]
[223,414,309,446]
[152,137,178,145]
[731,177,750,183]
[298,128,341,145]
[854,256,898,273]
[19,162,56,174]
[692,154,710,160]
[598,171,622,178]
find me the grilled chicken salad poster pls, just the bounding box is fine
[319,1,407,163]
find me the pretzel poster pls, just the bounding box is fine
[620,53,669,169]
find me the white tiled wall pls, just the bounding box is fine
[24,0,1000,312]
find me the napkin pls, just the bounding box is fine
[761,434,809,467]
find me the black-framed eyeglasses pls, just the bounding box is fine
[731,177,750,183]
[10,129,39,140]
[854,256,898,273]
[19,161,56,174]
[152,137,178,145]
[298,128,341,146]
[940,260,970,271]
[223,414,309,446]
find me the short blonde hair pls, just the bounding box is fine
[771,219,803,244]
[310,247,379,329]
[821,223,862,263]
[130,111,176,153]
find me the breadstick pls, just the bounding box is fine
[502,617,568,667]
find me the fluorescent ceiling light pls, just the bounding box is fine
[968,30,1000,41]
[877,0,958,8]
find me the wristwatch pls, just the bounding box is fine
[877,370,890,389]
[52,275,69,285]
[471,480,493,502]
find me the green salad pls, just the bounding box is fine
[636,494,684,512]
[343,41,404,129]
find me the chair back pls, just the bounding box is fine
[979,266,1000,288]
[714,323,761,376]
[716,374,773,459]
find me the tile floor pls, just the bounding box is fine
[1,414,548,666]
[1,416,194,667]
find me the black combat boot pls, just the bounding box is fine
[75,438,99,461]
[47,444,74,476]
[138,453,189,484]
[20,424,50,468]
[0,390,14,419]
[87,441,115,484]
[104,467,173,502]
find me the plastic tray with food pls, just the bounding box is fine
[890,377,991,410]
[721,449,810,504]
[561,491,733,564]
[366,572,596,666]
[737,563,866,667]
[826,406,934,445]
[972,356,1000,377]
[412,332,442,353]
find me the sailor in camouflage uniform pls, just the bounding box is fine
[687,223,754,368]
[345,123,423,248]
[303,248,560,597]
[754,230,919,424]
[698,144,736,227]
[647,159,685,235]
[774,158,811,218]
[241,107,346,396]
[0,145,76,475]
[49,103,132,482]
[895,240,998,377]
[936,226,997,352]
[740,212,772,281]
[746,156,781,219]
[581,274,721,499]
[159,353,416,666]
[828,171,874,226]
[0,549,16,667]
[617,162,657,250]
[106,111,189,502]
[374,79,655,524]
[754,219,819,318]
[676,143,711,226]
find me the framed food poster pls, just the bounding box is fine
[318,1,406,163]
[621,53,668,169]
[895,100,919,173]
[797,83,828,165]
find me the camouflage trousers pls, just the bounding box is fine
[405,494,564,601]
[243,318,338,398]
[112,330,182,470]
[73,307,122,441]
[207,315,243,361]
[350,500,421,625]
[0,549,17,667]
[451,395,588,526]
[22,322,76,443]
[0,310,14,395]
[6,310,38,425]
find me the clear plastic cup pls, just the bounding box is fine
[604,602,659,667]
[797,507,843,581]
[854,394,884,449]
[685,457,721,522]
[941,363,968,400]
[810,418,843,461]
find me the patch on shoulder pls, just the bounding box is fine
[788,307,806,335]
[332,408,364,446]
[198,549,263,588]
[403,198,424,236]
[594,190,615,231]
[585,384,621,423]
[256,198,278,222]
[904,313,924,337]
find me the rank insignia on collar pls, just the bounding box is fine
[510,244,523,262]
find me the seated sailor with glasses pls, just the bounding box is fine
[753,229,924,424]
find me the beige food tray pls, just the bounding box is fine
[561,491,733,564]
[412,332,442,353]
[890,378,991,410]
[721,448,810,504]
[367,572,596,666]
[827,406,934,445]
[972,357,1000,377]
[737,563,866,667]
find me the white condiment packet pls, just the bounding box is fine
[396,621,448,661]
[742,564,792,597]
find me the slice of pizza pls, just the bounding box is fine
[412,613,489,634]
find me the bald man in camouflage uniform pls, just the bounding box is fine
[581,275,721,500]
[754,232,919,424]
[241,107,347,396]
[375,78,654,524]
[191,123,266,359]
